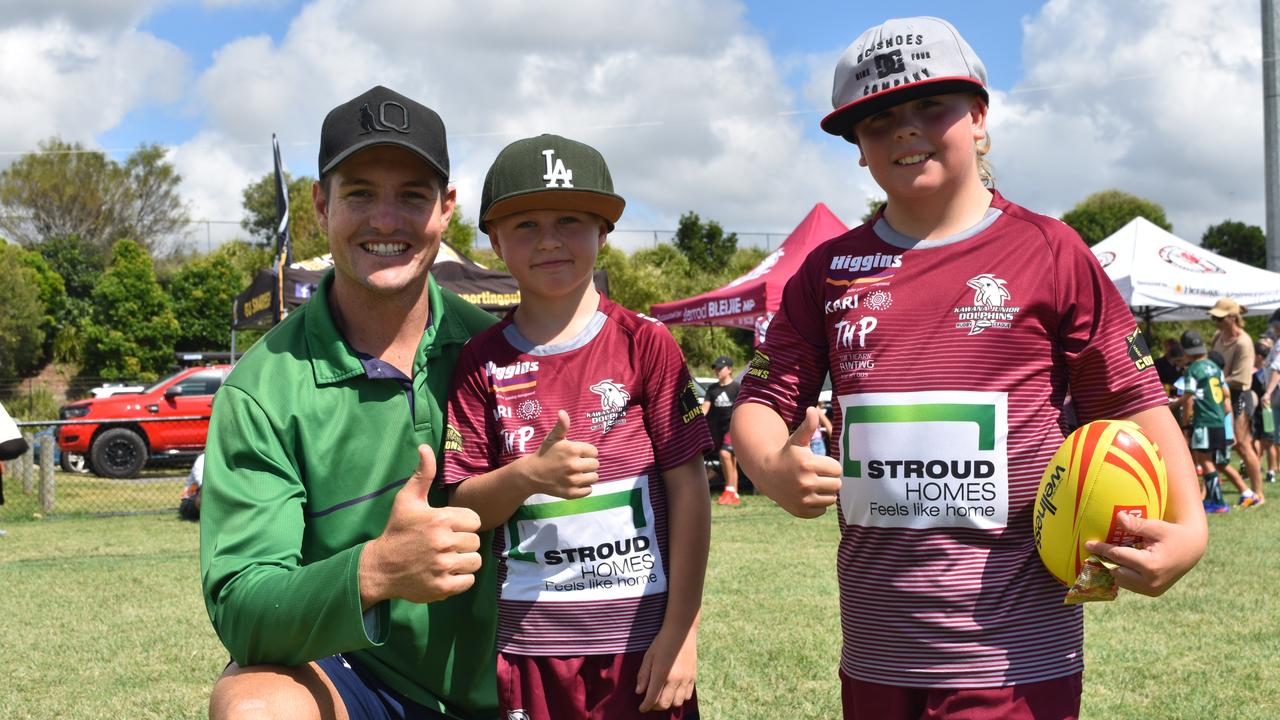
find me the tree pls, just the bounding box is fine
[673,211,738,272]
[1201,220,1266,269]
[82,240,180,381]
[169,254,244,351]
[0,243,47,378]
[861,196,886,224]
[37,234,105,300]
[1060,189,1172,246]
[444,205,479,260]
[240,171,328,262]
[17,249,67,367]
[595,243,763,372]
[0,137,189,254]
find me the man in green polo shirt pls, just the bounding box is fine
[202,86,499,719]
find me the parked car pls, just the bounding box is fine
[57,365,231,479]
[89,383,146,399]
[29,426,88,473]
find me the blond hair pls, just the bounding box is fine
[977,133,994,188]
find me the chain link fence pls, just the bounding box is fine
[1,417,206,521]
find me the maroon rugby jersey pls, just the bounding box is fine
[738,191,1166,687]
[442,296,711,655]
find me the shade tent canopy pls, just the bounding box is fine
[649,203,849,339]
[1091,217,1280,321]
[231,242,608,330]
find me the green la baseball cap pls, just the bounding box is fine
[479,134,626,233]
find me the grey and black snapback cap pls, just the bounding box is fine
[821,17,988,143]
[318,85,449,180]
[479,134,625,233]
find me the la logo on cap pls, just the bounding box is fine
[542,149,574,188]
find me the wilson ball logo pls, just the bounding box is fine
[1034,420,1167,586]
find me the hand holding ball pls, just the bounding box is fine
[1034,420,1168,589]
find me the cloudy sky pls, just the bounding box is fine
[0,0,1267,253]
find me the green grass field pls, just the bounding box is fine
[1,489,1277,719]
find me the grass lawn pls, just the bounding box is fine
[1,491,1277,719]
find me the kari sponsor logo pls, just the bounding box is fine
[953,274,1019,335]
[827,288,893,316]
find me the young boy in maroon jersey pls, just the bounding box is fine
[441,134,711,720]
[731,16,1207,720]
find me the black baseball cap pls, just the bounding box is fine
[712,355,734,370]
[480,134,625,233]
[822,17,988,143]
[318,85,449,180]
[1180,330,1206,356]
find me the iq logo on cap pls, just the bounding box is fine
[480,134,626,233]
[821,17,988,142]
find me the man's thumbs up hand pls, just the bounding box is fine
[359,445,484,608]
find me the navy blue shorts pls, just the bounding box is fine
[315,654,452,720]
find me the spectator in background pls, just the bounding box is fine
[810,401,833,457]
[703,355,741,506]
[1209,298,1263,506]
[1155,337,1184,391]
[179,452,204,521]
[1259,311,1280,484]
[0,400,29,538]
[1180,330,1234,512]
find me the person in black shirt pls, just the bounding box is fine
[702,355,741,505]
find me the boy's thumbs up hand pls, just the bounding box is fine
[525,410,600,499]
[359,445,484,608]
[773,406,843,518]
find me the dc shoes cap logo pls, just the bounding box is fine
[507,711,531,720]
[358,101,411,135]
[542,148,574,188]
[874,50,906,79]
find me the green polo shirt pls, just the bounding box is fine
[200,270,499,718]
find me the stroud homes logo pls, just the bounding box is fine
[954,274,1019,335]
[840,392,1009,530]
[1159,245,1224,274]
[501,477,666,602]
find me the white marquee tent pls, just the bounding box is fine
[1091,217,1280,322]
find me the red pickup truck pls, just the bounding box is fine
[58,365,231,478]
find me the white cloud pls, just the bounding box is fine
[167,130,262,251]
[0,18,187,154]
[12,0,1260,258]
[990,0,1263,241]
[181,0,866,251]
[0,0,162,31]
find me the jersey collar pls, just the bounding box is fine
[305,269,460,386]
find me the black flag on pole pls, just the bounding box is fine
[272,134,292,323]
[272,134,292,267]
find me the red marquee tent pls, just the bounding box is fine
[649,203,849,344]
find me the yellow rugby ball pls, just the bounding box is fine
[1033,420,1168,586]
